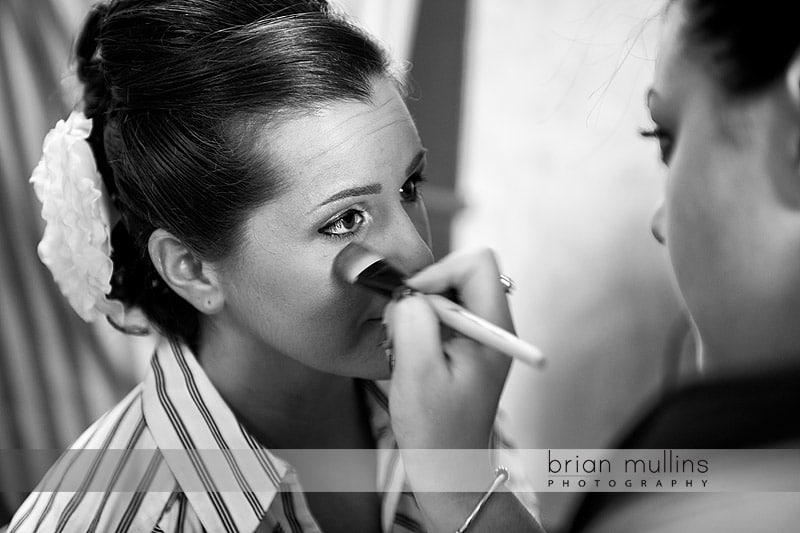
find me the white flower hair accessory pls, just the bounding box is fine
[30,110,125,324]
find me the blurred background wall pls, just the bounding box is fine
[1,1,688,531]
[456,1,686,529]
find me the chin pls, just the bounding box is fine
[316,340,390,380]
[343,321,392,380]
[370,363,393,381]
[350,346,392,380]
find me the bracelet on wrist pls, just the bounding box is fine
[455,466,509,533]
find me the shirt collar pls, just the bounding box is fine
[141,338,408,533]
[360,380,408,532]
[142,338,289,533]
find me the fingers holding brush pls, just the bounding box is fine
[385,292,503,451]
[406,247,515,335]
[384,248,524,451]
[403,247,544,368]
[333,242,543,369]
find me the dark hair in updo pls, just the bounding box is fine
[75,0,391,349]
[673,0,800,95]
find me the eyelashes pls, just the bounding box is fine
[399,171,427,202]
[638,127,665,139]
[639,126,673,165]
[320,209,369,241]
[318,173,427,241]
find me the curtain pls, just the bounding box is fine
[0,0,150,519]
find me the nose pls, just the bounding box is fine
[376,203,434,276]
[651,204,666,245]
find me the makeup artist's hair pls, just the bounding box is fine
[672,0,799,95]
[75,0,391,349]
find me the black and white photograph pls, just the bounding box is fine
[1,0,798,531]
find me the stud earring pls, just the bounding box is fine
[204,297,219,311]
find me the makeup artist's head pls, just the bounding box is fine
[76,0,433,378]
[648,0,800,372]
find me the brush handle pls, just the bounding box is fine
[423,294,545,368]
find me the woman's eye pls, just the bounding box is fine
[639,127,674,165]
[399,172,427,202]
[320,209,367,239]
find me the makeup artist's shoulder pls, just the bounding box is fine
[583,492,800,532]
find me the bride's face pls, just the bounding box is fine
[213,77,433,379]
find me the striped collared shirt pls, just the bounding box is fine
[8,339,538,532]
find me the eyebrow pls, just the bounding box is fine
[406,148,428,175]
[317,183,383,209]
[315,148,428,210]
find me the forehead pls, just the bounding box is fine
[261,79,419,181]
[652,4,693,108]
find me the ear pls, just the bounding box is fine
[148,229,224,315]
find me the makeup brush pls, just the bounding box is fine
[333,243,545,368]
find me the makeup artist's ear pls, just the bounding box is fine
[148,229,224,314]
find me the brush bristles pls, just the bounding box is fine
[332,243,385,284]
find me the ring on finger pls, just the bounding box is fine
[499,274,515,294]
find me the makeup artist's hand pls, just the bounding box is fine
[385,249,542,532]
[385,247,513,452]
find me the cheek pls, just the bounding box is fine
[405,199,432,247]
[663,143,800,346]
[663,149,736,314]
[252,260,355,327]
[233,251,381,357]
[664,179,705,300]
